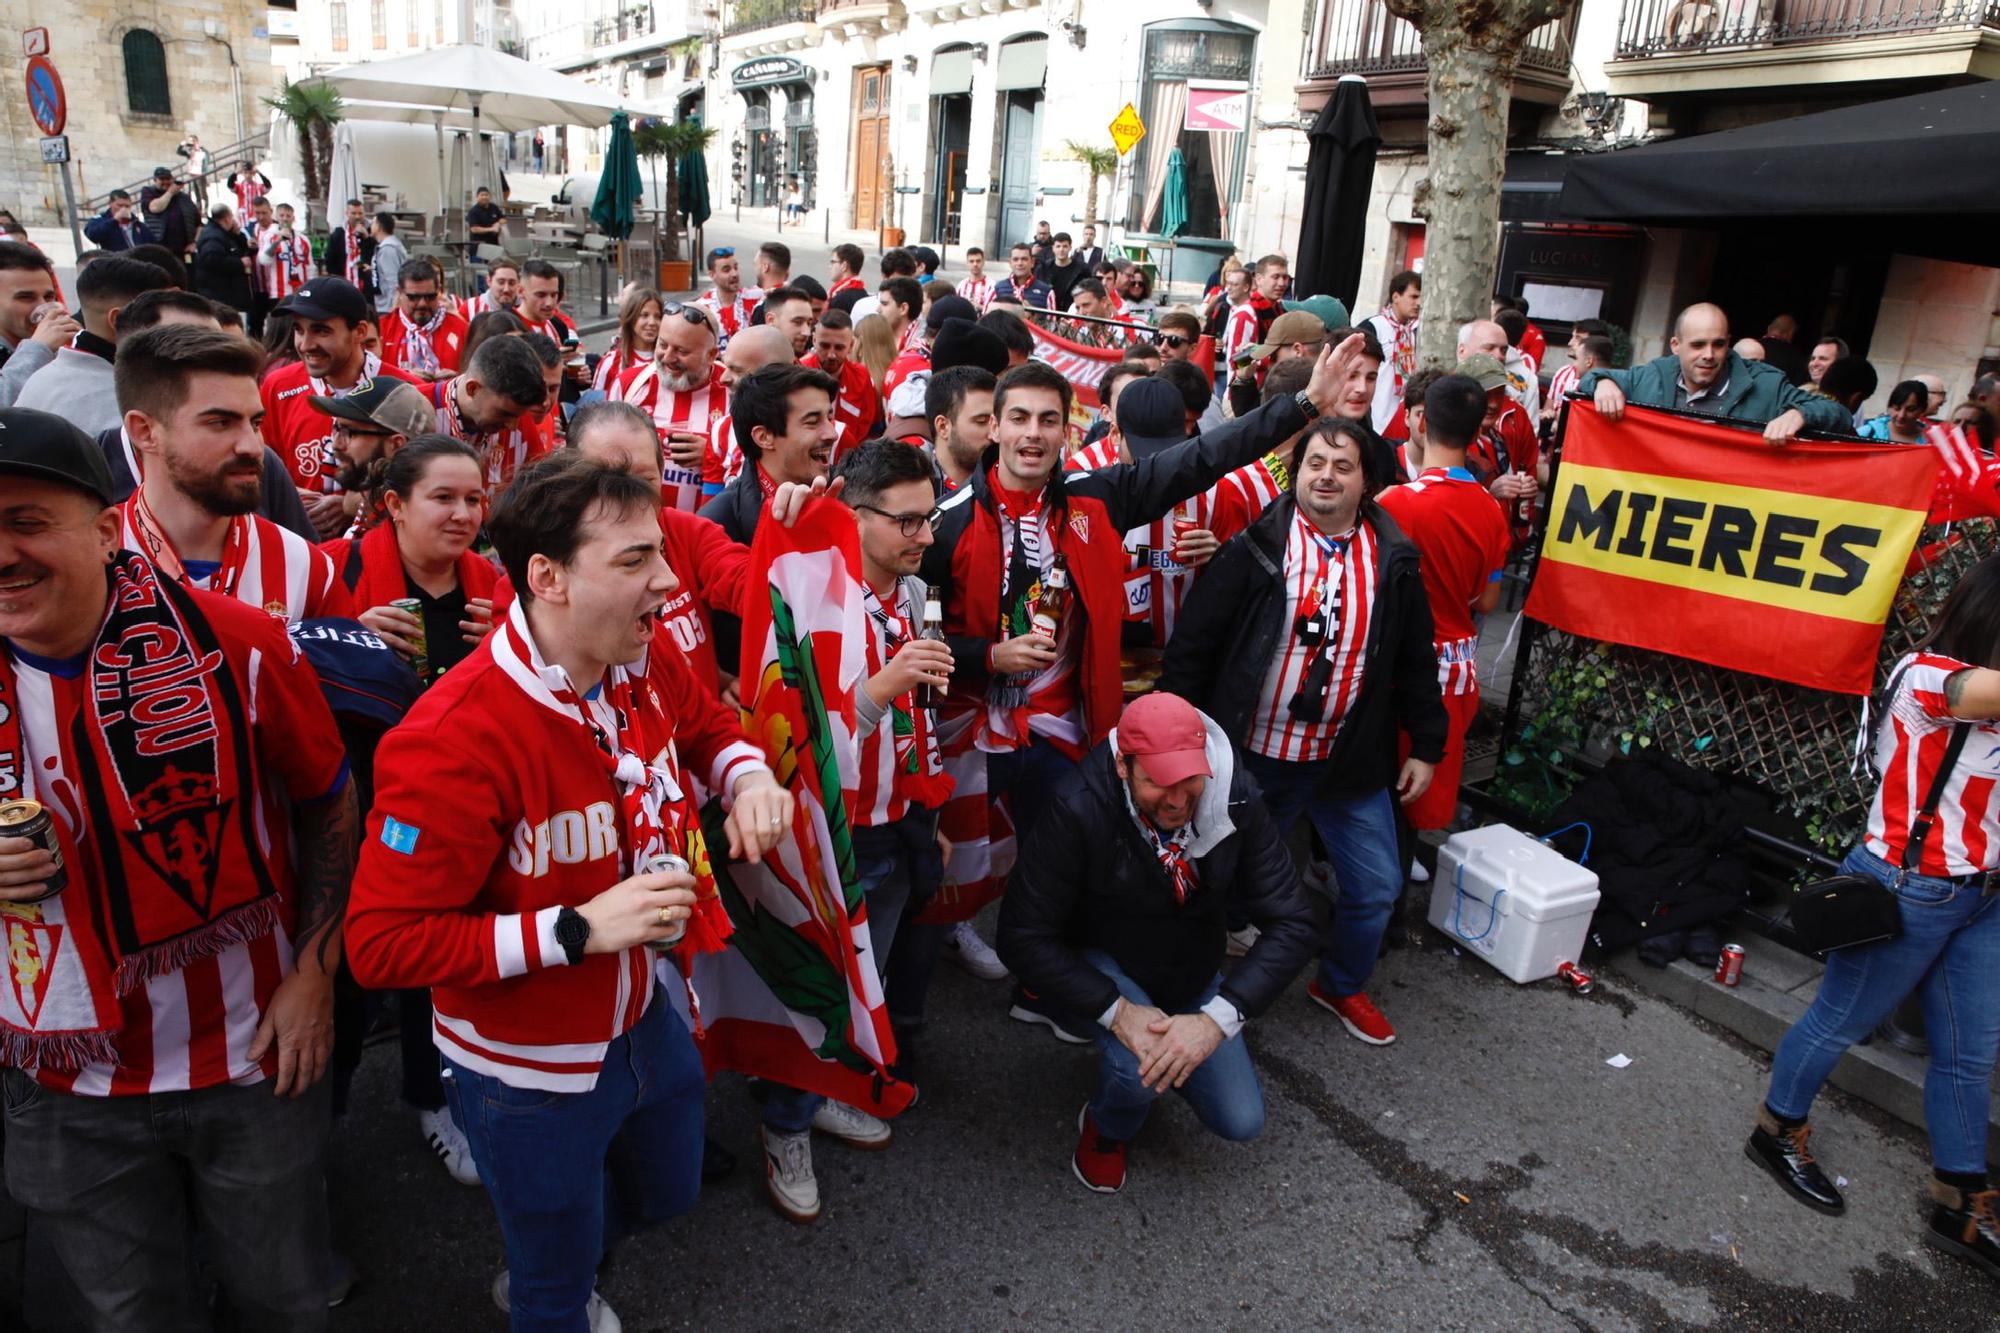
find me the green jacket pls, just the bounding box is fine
[1578,351,1853,434]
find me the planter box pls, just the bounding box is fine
[656,259,693,295]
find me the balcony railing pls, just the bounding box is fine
[725,0,816,34]
[1304,0,1575,79]
[1614,0,2000,57]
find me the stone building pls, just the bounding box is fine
[0,2,277,225]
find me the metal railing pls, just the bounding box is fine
[1303,0,1576,78]
[1614,0,2000,57]
[724,0,816,35]
[81,127,272,217]
[523,3,669,64]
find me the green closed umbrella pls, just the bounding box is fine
[677,141,712,234]
[1162,147,1190,239]
[591,110,642,240]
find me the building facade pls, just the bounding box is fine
[1,2,278,225]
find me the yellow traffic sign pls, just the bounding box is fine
[1109,104,1147,157]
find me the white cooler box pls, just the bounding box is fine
[1427,825,1601,984]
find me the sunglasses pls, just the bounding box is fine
[855,504,941,538]
[710,247,735,259]
[1156,334,1192,349]
[659,302,714,328]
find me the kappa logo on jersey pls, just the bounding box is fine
[507,801,620,878]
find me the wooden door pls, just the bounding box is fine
[852,66,890,231]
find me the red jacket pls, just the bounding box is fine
[379,308,469,376]
[801,353,881,460]
[345,600,767,1091]
[261,358,416,492]
[319,522,500,611]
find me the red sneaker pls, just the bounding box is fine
[1307,980,1397,1045]
[1072,1104,1128,1194]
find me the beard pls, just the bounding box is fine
[663,368,703,393]
[167,451,262,518]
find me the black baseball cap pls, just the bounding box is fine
[152,166,174,180]
[281,277,372,324]
[0,408,115,504]
[1115,378,1190,459]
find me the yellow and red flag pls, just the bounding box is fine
[1526,402,1936,695]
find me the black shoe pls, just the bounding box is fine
[1927,1186,2000,1279]
[1745,1120,1845,1214]
[701,1135,737,1185]
[1007,985,1094,1045]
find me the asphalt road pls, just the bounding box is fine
[321,911,2000,1332]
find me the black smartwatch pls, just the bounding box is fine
[1294,388,1323,423]
[554,907,590,966]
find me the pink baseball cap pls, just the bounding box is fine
[1119,693,1211,787]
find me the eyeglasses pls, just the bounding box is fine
[1156,334,1191,349]
[855,504,941,538]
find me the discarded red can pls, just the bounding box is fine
[1556,960,1595,995]
[1716,943,1745,987]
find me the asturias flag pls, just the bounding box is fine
[1526,402,1937,695]
[686,500,915,1116]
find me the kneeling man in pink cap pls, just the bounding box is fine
[997,692,1317,1194]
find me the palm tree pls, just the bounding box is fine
[264,79,345,208]
[1064,140,1120,229]
[652,120,718,264]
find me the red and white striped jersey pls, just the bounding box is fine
[592,342,648,395]
[1223,302,1261,367]
[1065,442,1219,648]
[417,377,551,495]
[618,361,726,513]
[850,582,943,829]
[1548,362,1580,411]
[20,607,348,1096]
[896,320,926,356]
[695,288,756,341]
[1209,454,1289,546]
[462,291,516,320]
[704,411,743,493]
[256,227,311,302]
[956,275,995,314]
[119,501,348,625]
[1243,512,1378,763]
[1865,652,2000,877]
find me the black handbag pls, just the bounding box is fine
[1789,720,1969,957]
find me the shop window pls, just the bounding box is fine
[1127,20,1256,240]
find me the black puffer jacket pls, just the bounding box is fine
[997,713,1316,1018]
[1158,492,1446,798]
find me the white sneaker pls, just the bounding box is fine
[1225,925,1260,957]
[419,1106,482,1187]
[490,1272,622,1333]
[943,920,1009,980]
[1408,857,1431,884]
[762,1126,821,1222]
[811,1099,893,1150]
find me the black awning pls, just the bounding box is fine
[1558,80,2000,261]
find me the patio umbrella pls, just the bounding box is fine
[324,120,361,231]
[592,111,642,239]
[677,143,712,233]
[1293,75,1380,306]
[303,45,622,132]
[1161,148,1190,239]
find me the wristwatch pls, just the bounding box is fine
[554,907,590,966]
[1294,388,1323,422]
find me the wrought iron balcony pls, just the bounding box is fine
[1303,0,1575,80]
[1614,0,2000,57]
[724,0,816,35]
[1299,0,1577,112]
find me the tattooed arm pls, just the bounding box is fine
[248,777,358,1098]
[1940,667,2000,721]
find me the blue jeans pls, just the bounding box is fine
[1766,843,2000,1174]
[762,814,923,1131]
[445,992,705,1333]
[1242,753,1403,996]
[1084,950,1264,1143]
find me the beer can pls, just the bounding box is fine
[642,853,690,952]
[390,597,429,678]
[0,799,67,901]
[1715,943,1745,987]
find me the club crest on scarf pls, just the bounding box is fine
[3,911,61,1023]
